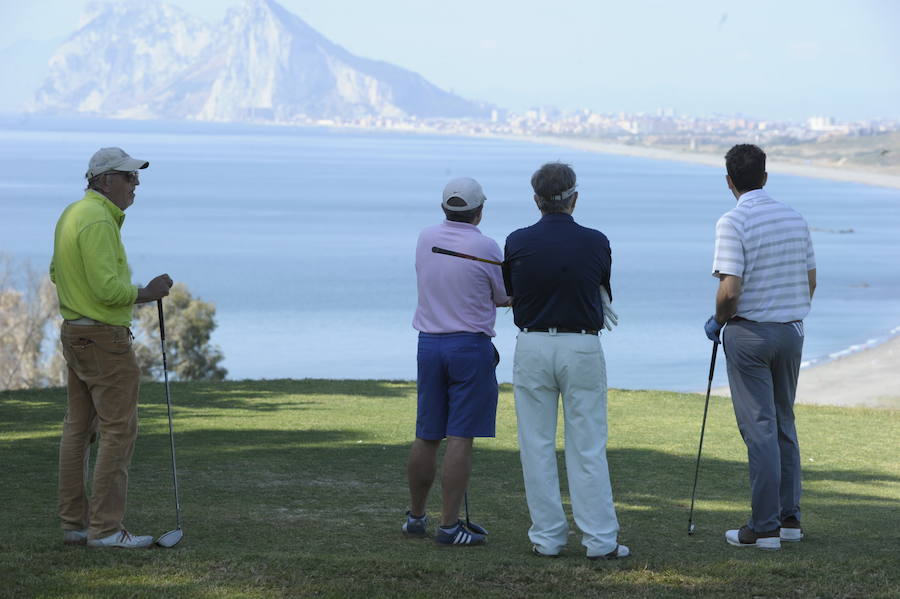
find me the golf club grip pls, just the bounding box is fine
[157,299,166,341]
[431,246,503,266]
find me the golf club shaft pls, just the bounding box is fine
[464,490,470,528]
[688,340,718,532]
[432,246,502,266]
[158,299,182,530]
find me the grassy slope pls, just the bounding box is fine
[1,379,898,598]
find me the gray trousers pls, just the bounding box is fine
[723,319,804,532]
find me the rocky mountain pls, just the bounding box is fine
[32,1,214,118]
[30,0,488,122]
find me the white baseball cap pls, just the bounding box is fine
[85,147,149,179]
[442,177,486,211]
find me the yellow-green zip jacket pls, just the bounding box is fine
[50,190,138,326]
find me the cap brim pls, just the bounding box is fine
[118,157,149,171]
[85,155,149,179]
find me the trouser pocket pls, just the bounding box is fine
[62,326,136,381]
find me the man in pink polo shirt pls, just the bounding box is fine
[402,177,510,546]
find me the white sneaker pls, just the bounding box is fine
[780,517,804,542]
[87,530,154,549]
[63,530,87,546]
[725,526,781,550]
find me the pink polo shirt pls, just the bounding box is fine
[413,220,510,336]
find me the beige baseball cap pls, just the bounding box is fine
[442,177,486,211]
[85,147,149,179]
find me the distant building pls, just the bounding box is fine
[808,116,836,131]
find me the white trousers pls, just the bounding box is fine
[513,331,619,556]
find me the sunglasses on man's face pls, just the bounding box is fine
[108,171,139,183]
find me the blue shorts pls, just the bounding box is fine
[416,332,498,440]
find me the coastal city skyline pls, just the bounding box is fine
[2,0,898,122]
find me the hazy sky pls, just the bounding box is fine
[1,0,898,121]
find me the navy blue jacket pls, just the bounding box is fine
[504,213,612,331]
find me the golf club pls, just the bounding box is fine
[155,299,184,548]
[432,246,502,266]
[687,340,719,536]
[464,490,488,535]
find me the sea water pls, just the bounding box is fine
[1,116,898,391]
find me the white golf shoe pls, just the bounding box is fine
[87,530,154,549]
[725,525,781,550]
[780,516,804,542]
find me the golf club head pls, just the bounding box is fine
[688,523,696,536]
[465,521,489,536]
[156,528,183,548]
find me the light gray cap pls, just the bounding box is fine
[85,147,149,179]
[442,177,486,211]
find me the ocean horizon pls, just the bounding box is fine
[2,116,899,391]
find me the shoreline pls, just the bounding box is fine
[710,333,900,409]
[6,118,896,405]
[6,113,900,190]
[6,113,899,190]
[486,133,900,190]
[502,132,899,408]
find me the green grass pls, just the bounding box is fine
[1,380,898,598]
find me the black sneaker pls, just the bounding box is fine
[780,516,803,542]
[435,521,485,546]
[532,545,560,558]
[587,544,630,560]
[725,525,781,550]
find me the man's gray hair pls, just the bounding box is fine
[85,174,107,192]
[531,162,577,213]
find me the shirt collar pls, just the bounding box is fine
[442,219,480,232]
[736,188,769,206]
[85,189,126,227]
[539,213,575,223]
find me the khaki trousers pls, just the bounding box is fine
[58,322,140,540]
[513,331,620,557]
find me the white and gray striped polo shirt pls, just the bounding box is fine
[712,189,816,323]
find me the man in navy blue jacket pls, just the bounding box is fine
[504,162,627,560]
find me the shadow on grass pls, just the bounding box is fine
[3,383,899,598]
[147,379,415,413]
[190,378,416,399]
[5,423,897,532]
[2,432,899,596]
[0,379,417,432]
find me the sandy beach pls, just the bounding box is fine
[710,334,900,409]
[502,133,900,409]
[497,134,900,190]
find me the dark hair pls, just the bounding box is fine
[442,199,483,223]
[531,162,576,213]
[725,144,766,192]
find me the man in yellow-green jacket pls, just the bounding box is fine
[51,147,173,549]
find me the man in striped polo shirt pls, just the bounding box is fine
[705,144,817,550]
